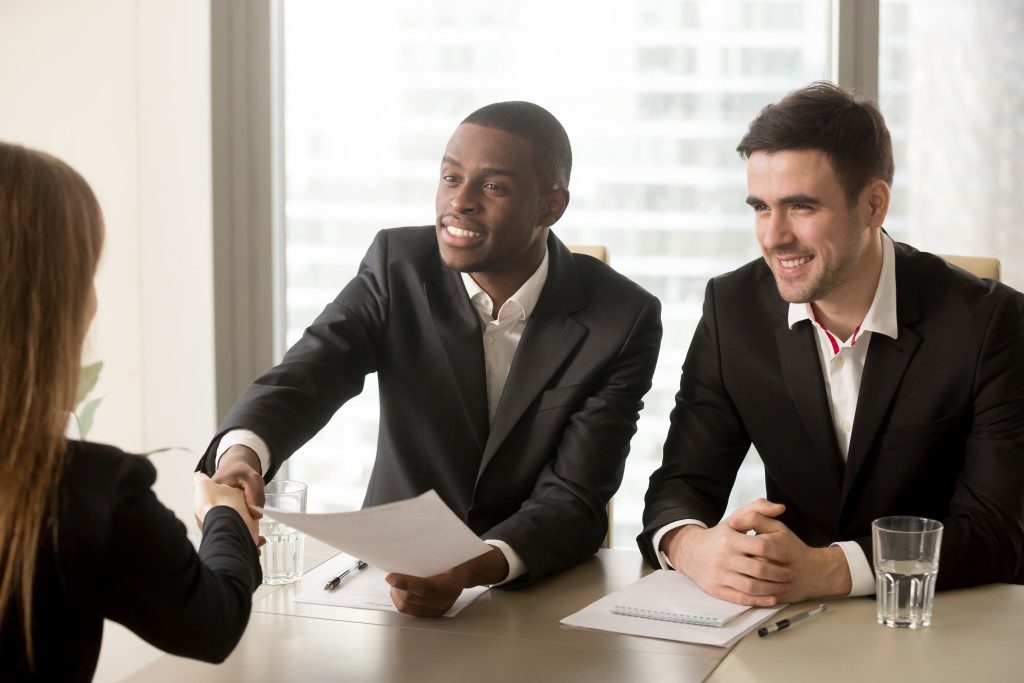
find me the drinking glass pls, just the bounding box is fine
[872,516,943,628]
[260,480,307,585]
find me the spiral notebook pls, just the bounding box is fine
[608,570,750,627]
[561,567,784,647]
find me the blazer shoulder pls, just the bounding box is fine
[571,251,659,309]
[57,442,157,580]
[896,242,1023,315]
[372,225,439,263]
[66,440,157,496]
[706,257,778,312]
[711,257,774,291]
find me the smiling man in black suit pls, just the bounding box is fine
[641,82,1024,606]
[200,101,662,615]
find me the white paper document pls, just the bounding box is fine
[260,490,492,577]
[292,552,489,617]
[561,570,785,647]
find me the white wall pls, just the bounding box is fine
[0,0,146,449]
[137,0,217,522]
[1,1,217,679]
[0,0,216,520]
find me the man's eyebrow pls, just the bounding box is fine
[480,166,517,178]
[780,194,822,206]
[745,194,823,207]
[440,156,518,179]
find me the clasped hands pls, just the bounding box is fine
[194,444,267,548]
[661,498,852,606]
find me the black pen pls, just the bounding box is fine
[757,603,827,637]
[323,560,367,591]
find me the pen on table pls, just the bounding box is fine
[757,604,827,637]
[324,560,367,591]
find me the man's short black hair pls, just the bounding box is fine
[462,101,572,189]
[737,81,894,205]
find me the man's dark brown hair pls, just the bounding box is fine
[737,81,894,205]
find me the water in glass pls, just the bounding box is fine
[259,517,305,585]
[876,558,938,628]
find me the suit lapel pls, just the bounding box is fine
[478,236,588,479]
[423,261,490,453]
[842,255,922,507]
[776,322,845,495]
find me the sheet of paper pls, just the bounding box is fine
[560,570,785,648]
[292,552,489,617]
[260,490,492,577]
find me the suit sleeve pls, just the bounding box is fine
[483,295,663,584]
[100,457,262,663]
[852,288,1024,589]
[637,280,753,568]
[196,229,391,480]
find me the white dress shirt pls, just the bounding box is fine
[655,235,897,597]
[218,247,551,586]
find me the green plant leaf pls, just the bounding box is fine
[77,361,103,407]
[77,397,102,439]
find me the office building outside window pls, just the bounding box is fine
[879,0,1023,291]
[281,0,830,545]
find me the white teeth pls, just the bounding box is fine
[445,225,483,238]
[781,256,811,268]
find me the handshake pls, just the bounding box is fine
[193,444,266,546]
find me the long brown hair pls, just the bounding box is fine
[0,142,104,665]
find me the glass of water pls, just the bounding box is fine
[260,480,307,585]
[872,516,943,628]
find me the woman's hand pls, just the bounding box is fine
[193,472,260,546]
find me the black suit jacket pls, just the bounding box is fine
[1,441,262,681]
[640,241,1024,589]
[199,226,662,583]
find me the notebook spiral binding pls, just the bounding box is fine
[610,605,723,626]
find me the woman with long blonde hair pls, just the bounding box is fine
[0,142,262,680]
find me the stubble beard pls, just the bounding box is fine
[773,255,855,304]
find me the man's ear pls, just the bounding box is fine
[863,179,890,229]
[538,187,570,228]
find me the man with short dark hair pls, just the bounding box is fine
[640,82,1024,605]
[201,101,663,615]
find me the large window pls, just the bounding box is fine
[281,0,830,545]
[879,0,1023,291]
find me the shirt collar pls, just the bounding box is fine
[787,233,898,340]
[461,245,549,323]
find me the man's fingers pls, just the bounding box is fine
[728,554,796,583]
[730,498,785,520]
[240,476,266,509]
[710,584,781,608]
[721,569,789,597]
[386,573,429,597]
[728,510,787,534]
[390,587,446,617]
[732,532,794,564]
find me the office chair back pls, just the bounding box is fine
[569,244,615,549]
[939,254,1002,281]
